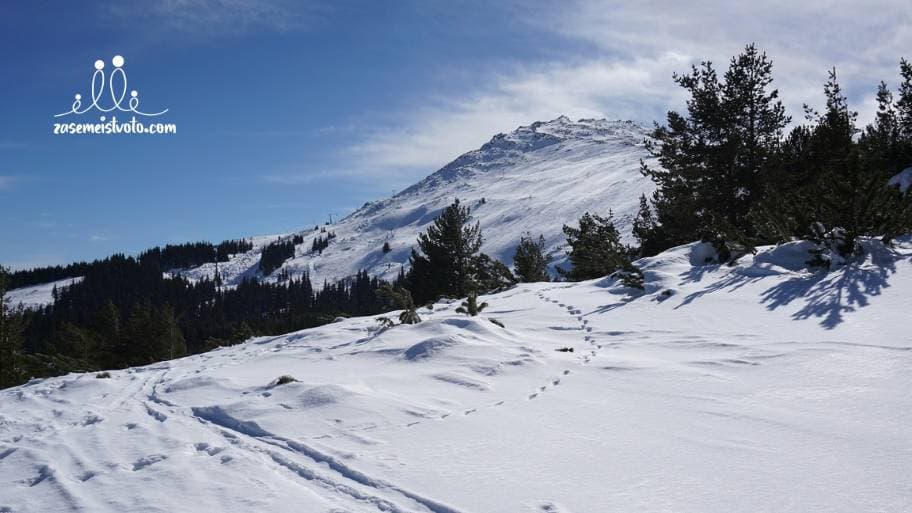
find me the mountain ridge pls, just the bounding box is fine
[180,116,656,287]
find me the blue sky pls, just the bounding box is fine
[1,0,910,270]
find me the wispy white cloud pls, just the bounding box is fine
[345,53,689,177]
[336,0,912,181]
[105,0,331,38]
[0,176,16,190]
[536,0,912,124]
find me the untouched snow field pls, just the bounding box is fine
[6,277,83,310]
[1,239,911,513]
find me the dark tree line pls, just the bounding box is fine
[311,232,336,254]
[0,249,390,388]
[9,238,253,289]
[0,268,25,388]
[6,262,94,290]
[636,44,912,261]
[260,240,296,275]
[140,239,253,270]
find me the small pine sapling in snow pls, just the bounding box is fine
[375,316,395,329]
[613,262,645,290]
[399,307,422,325]
[702,230,752,265]
[806,222,859,270]
[377,284,422,325]
[456,292,487,316]
[382,241,391,254]
[806,223,832,269]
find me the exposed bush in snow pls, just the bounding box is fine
[456,293,488,316]
[612,263,645,290]
[272,375,298,386]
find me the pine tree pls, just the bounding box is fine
[93,300,121,369]
[641,44,789,250]
[753,67,912,254]
[471,253,515,292]
[559,212,630,281]
[54,322,95,364]
[231,321,255,343]
[122,301,154,365]
[382,241,391,254]
[513,233,551,282]
[213,262,223,291]
[0,268,24,388]
[159,304,187,360]
[455,292,487,316]
[631,194,667,257]
[802,69,869,254]
[897,59,912,144]
[407,199,482,303]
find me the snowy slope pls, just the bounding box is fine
[6,277,83,309]
[2,237,910,513]
[181,117,655,286]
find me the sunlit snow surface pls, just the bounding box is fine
[6,277,83,309]
[2,238,910,513]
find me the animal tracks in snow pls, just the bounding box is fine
[406,289,599,427]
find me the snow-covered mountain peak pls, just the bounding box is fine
[480,116,644,153]
[168,117,657,287]
[396,117,649,198]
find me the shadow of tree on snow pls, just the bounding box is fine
[678,242,903,329]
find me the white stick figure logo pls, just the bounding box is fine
[54,55,168,117]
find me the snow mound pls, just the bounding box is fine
[688,241,719,266]
[403,337,459,361]
[287,384,355,409]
